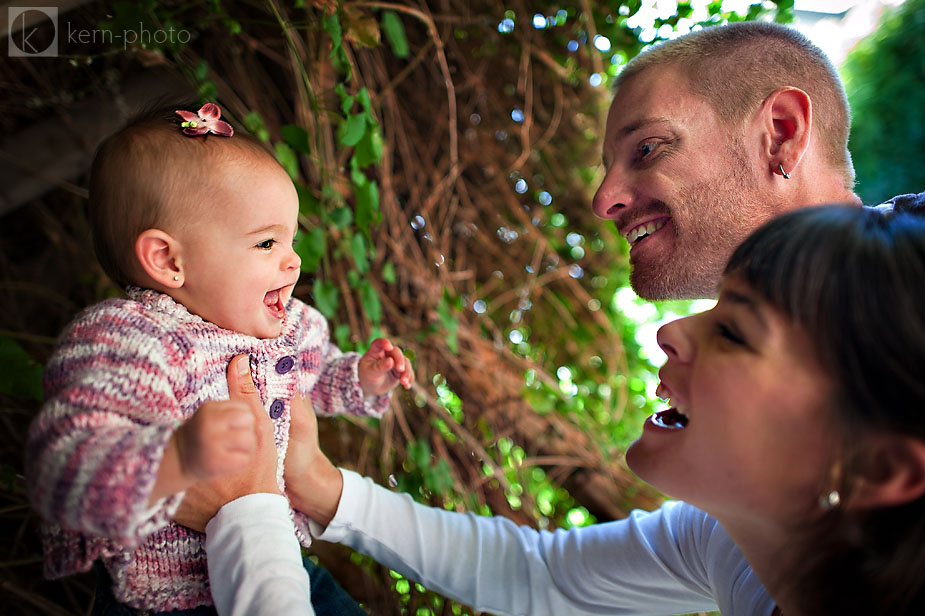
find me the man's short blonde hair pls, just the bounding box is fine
[88,104,272,286]
[616,21,854,189]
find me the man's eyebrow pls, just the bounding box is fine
[721,289,768,330]
[618,116,671,138]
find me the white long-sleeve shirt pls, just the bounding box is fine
[206,493,314,616]
[207,470,775,615]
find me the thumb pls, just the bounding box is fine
[227,354,259,400]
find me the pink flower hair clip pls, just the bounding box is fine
[175,103,234,137]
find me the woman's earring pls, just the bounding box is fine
[173,275,180,282]
[819,490,841,510]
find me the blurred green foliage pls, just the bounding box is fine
[843,0,925,204]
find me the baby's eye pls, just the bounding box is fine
[256,239,276,250]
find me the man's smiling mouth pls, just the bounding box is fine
[623,219,667,245]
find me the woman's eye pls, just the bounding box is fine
[716,322,746,346]
[256,239,276,250]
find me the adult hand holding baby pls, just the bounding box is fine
[170,354,281,532]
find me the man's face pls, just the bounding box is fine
[592,65,777,300]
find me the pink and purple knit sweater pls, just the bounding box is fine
[27,287,390,611]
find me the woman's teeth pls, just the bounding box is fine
[651,408,689,430]
[624,220,665,245]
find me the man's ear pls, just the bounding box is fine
[135,229,184,289]
[755,87,812,179]
[850,436,925,509]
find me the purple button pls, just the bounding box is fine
[275,356,295,374]
[269,399,285,419]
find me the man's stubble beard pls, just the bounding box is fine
[631,144,768,301]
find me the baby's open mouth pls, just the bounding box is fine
[263,288,286,319]
[650,408,689,430]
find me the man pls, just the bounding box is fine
[593,21,860,299]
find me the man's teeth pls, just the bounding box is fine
[624,220,665,244]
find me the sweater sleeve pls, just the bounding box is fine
[313,470,734,616]
[299,305,390,418]
[26,302,185,545]
[206,493,314,616]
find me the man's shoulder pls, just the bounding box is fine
[867,191,925,215]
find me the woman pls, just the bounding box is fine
[202,203,925,615]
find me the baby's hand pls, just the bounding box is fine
[358,337,414,396]
[174,399,257,482]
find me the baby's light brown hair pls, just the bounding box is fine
[88,103,273,287]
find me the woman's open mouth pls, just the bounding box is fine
[649,408,689,430]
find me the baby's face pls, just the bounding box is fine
[174,156,301,338]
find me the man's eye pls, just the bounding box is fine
[256,239,276,250]
[638,141,657,158]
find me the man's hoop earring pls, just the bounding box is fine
[778,163,791,180]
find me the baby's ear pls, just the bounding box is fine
[135,229,184,289]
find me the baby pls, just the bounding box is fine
[26,103,413,612]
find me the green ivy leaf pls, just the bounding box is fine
[243,110,270,142]
[294,226,325,273]
[350,233,369,274]
[281,124,311,155]
[407,439,432,468]
[296,183,321,217]
[354,178,380,237]
[334,323,352,350]
[313,279,339,318]
[382,261,396,284]
[0,336,43,401]
[339,113,367,147]
[323,12,342,48]
[437,292,459,354]
[357,87,373,115]
[353,128,383,168]
[330,206,354,229]
[358,280,382,324]
[194,59,209,81]
[382,11,409,58]
[275,142,299,179]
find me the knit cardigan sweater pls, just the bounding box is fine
[27,287,390,611]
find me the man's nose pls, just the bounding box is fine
[592,165,632,219]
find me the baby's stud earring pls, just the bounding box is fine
[173,275,180,281]
[819,490,840,510]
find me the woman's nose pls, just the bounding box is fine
[656,316,695,363]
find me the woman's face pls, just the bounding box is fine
[627,274,838,527]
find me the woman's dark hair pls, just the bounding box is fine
[724,203,925,613]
